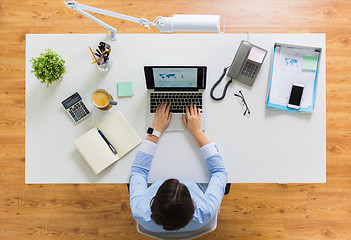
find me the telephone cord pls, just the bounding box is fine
[210,66,233,101]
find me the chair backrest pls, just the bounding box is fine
[137,212,218,240]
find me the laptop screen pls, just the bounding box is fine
[144,66,207,91]
[153,68,197,88]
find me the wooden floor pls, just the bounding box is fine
[0,0,350,239]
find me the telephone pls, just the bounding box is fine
[210,40,268,100]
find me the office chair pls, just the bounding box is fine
[137,211,218,240]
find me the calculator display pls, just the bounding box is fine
[62,93,81,109]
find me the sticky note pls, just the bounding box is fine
[302,56,318,72]
[117,82,133,97]
[248,46,267,63]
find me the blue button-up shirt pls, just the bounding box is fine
[129,140,228,232]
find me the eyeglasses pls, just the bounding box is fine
[234,91,250,115]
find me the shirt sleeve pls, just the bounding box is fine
[129,140,157,211]
[200,143,228,214]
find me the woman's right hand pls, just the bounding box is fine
[182,104,202,135]
[182,104,209,147]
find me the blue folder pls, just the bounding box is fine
[266,43,322,112]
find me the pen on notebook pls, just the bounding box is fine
[97,128,117,155]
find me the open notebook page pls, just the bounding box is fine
[74,128,118,174]
[97,111,142,158]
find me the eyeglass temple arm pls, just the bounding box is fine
[234,92,250,115]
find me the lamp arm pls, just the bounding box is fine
[74,7,116,34]
[63,0,223,40]
[64,1,152,28]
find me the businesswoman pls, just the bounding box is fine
[129,102,228,232]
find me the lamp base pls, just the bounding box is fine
[111,31,117,41]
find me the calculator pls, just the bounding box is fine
[61,92,91,124]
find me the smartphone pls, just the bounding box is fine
[288,83,304,109]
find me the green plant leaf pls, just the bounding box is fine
[30,48,67,87]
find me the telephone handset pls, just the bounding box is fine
[210,40,268,100]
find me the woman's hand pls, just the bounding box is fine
[182,104,202,136]
[182,104,209,147]
[152,102,172,133]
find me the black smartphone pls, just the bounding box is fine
[288,83,304,109]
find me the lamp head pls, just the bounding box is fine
[155,15,223,33]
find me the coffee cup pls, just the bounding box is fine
[91,89,117,110]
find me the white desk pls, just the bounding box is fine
[25,33,326,183]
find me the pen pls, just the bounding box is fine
[97,128,117,155]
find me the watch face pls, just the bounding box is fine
[147,127,154,134]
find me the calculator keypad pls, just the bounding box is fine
[241,61,259,79]
[69,101,90,123]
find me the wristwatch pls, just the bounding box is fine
[147,127,161,138]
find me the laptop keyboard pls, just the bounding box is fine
[150,92,202,113]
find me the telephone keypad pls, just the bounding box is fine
[241,61,259,78]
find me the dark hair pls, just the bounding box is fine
[150,178,195,231]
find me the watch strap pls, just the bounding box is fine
[153,129,161,138]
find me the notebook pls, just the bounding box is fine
[74,111,142,174]
[144,66,207,131]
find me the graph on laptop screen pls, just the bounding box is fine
[153,68,198,88]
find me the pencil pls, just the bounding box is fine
[91,57,101,65]
[89,47,97,61]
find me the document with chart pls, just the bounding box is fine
[266,43,321,112]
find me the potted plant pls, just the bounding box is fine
[30,48,67,87]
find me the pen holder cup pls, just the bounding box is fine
[97,58,112,72]
[91,55,112,72]
[90,42,112,72]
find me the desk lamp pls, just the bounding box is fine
[63,0,224,41]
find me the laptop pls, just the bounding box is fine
[144,66,207,131]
